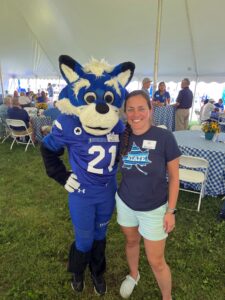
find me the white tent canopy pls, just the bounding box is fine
[1,0,225,86]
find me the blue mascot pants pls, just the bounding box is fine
[68,178,116,252]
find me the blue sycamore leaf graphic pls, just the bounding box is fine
[122,142,151,175]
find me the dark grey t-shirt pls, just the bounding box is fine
[176,87,193,109]
[118,126,181,211]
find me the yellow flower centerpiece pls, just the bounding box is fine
[36,102,48,110]
[201,121,220,140]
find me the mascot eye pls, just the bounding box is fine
[84,92,96,104]
[104,91,114,104]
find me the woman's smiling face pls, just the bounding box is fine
[125,94,152,135]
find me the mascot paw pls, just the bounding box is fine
[64,173,80,193]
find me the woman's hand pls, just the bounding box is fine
[163,213,175,233]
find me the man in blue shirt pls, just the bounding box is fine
[214,99,224,111]
[174,78,193,130]
[7,97,30,130]
[47,83,54,100]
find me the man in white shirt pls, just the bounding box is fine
[18,92,31,107]
[200,99,215,122]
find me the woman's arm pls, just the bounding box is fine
[164,157,180,233]
[166,92,171,105]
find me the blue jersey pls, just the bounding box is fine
[153,91,170,104]
[43,114,124,186]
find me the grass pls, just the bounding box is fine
[0,140,225,300]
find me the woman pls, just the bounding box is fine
[116,90,181,299]
[37,91,48,103]
[153,82,170,106]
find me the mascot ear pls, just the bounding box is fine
[59,55,83,84]
[111,62,135,88]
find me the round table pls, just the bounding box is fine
[173,130,225,196]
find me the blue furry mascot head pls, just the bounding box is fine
[56,55,135,135]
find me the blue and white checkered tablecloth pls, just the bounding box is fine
[153,105,175,131]
[173,130,225,196]
[218,115,225,132]
[31,116,52,142]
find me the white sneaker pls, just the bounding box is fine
[120,272,140,299]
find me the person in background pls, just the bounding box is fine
[116,90,180,299]
[37,89,41,97]
[141,77,152,96]
[153,82,170,106]
[0,95,12,138]
[37,91,48,103]
[210,107,220,121]
[47,83,54,101]
[13,90,19,97]
[174,78,193,131]
[18,92,31,108]
[201,99,215,122]
[0,95,12,120]
[7,97,30,130]
[214,99,224,112]
[43,101,61,122]
[199,99,208,121]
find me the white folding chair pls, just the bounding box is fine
[5,119,35,151]
[179,155,209,212]
[157,124,167,129]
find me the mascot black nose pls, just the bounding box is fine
[96,103,109,114]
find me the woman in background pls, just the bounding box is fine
[153,82,170,106]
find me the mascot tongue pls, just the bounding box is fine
[56,55,135,136]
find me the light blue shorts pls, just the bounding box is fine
[116,193,168,241]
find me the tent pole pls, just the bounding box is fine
[0,63,5,99]
[153,0,163,95]
[35,75,38,93]
[13,78,16,93]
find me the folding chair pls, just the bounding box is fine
[179,155,209,212]
[1,117,11,143]
[5,119,35,151]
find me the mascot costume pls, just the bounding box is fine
[41,55,135,295]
